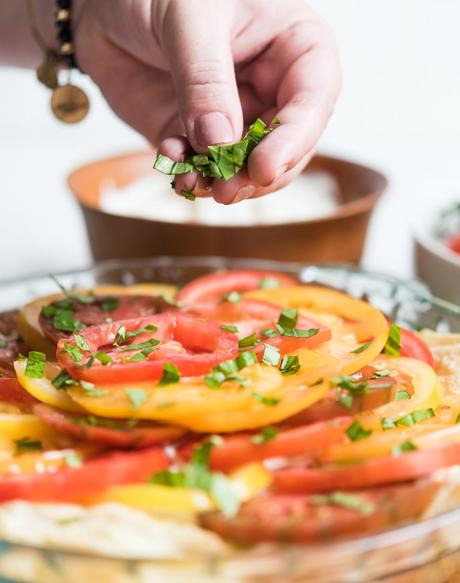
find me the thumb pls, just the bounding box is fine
[160,1,243,152]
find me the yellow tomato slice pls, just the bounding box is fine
[246,286,389,375]
[0,448,89,475]
[18,284,178,358]
[0,413,54,442]
[357,356,441,431]
[66,350,339,432]
[14,361,86,414]
[322,423,447,463]
[88,462,271,515]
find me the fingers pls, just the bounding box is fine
[211,151,314,204]
[247,16,341,187]
[160,0,243,152]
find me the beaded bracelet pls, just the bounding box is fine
[28,0,89,123]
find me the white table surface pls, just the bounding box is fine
[1,0,459,283]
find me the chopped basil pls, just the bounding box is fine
[80,381,108,398]
[331,375,368,395]
[159,362,180,385]
[235,351,258,369]
[396,408,435,427]
[15,437,42,452]
[126,388,148,410]
[277,308,298,331]
[101,296,119,312]
[261,344,280,366]
[148,440,239,517]
[381,417,396,430]
[62,343,84,364]
[259,277,281,289]
[119,338,160,352]
[125,349,155,362]
[94,352,112,365]
[250,426,278,444]
[259,328,279,339]
[384,323,401,357]
[238,333,257,349]
[205,352,257,389]
[350,342,371,354]
[372,369,392,378]
[280,327,319,339]
[392,440,417,456]
[310,491,375,516]
[251,391,280,406]
[65,453,83,468]
[25,351,46,379]
[220,291,241,304]
[0,338,7,349]
[53,309,84,333]
[153,154,194,175]
[279,354,300,376]
[52,370,77,389]
[338,394,354,410]
[74,335,89,352]
[346,420,372,441]
[221,324,239,333]
[179,188,196,201]
[49,275,95,305]
[113,325,127,346]
[114,324,158,346]
[395,389,411,400]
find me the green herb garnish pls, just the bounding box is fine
[250,426,279,444]
[25,351,46,379]
[0,338,7,349]
[392,440,417,456]
[94,352,112,365]
[384,323,401,357]
[179,188,196,201]
[74,335,89,352]
[62,343,84,364]
[126,388,148,410]
[310,491,375,516]
[395,389,411,400]
[148,441,239,517]
[259,277,281,289]
[279,354,300,376]
[251,391,280,406]
[350,342,371,354]
[159,363,180,385]
[346,420,372,441]
[52,370,77,389]
[15,437,42,452]
[277,308,298,331]
[221,324,239,333]
[259,328,279,339]
[101,296,119,312]
[238,333,257,349]
[220,291,241,304]
[261,344,280,366]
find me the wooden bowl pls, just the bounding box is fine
[68,151,387,264]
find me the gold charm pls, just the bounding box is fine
[51,84,89,124]
[36,51,58,89]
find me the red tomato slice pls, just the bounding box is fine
[285,367,414,425]
[187,299,331,357]
[40,294,175,344]
[206,417,351,472]
[57,314,239,383]
[0,447,168,502]
[445,233,460,255]
[34,404,187,448]
[0,366,37,405]
[178,270,297,304]
[200,479,439,544]
[0,310,28,369]
[273,440,460,493]
[400,327,434,367]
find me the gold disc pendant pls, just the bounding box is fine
[51,84,89,124]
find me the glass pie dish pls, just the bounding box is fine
[0,256,459,583]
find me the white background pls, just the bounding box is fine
[1,0,459,281]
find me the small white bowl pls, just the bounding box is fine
[415,225,460,305]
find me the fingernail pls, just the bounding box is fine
[195,112,233,147]
[232,184,256,203]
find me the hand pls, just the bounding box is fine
[75,0,340,203]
